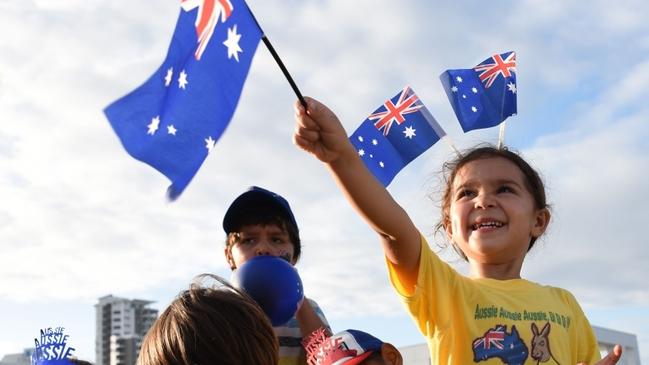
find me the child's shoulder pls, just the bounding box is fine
[532,281,581,304]
[475,278,576,298]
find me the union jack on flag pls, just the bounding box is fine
[474,52,516,89]
[473,327,505,350]
[440,51,517,132]
[349,86,445,186]
[181,0,234,60]
[368,86,424,136]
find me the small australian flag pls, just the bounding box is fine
[349,86,445,186]
[440,51,517,132]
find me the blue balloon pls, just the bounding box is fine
[232,256,304,326]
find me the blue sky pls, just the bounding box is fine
[1,0,648,363]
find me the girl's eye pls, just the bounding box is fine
[241,237,256,244]
[272,237,285,244]
[456,189,475,199]
[497,186,514,194]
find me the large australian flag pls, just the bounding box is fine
[350,86,446,186]
[440,51,517,132]
[104,0,263,200]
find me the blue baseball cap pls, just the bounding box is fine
[222,186,299,235]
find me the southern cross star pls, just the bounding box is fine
[165,68,173,87]
[205,136,216,152]
[178,70,188,89]
[147,116,160,135]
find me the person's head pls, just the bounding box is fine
[223,186,301,270]
[137,274,278,365]
[304,328,402,365]
[436,145,550,264]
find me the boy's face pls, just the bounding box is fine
[225,224,296,269]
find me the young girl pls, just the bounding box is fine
[293,97,622,365]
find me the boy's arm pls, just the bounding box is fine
[293,97,421,281]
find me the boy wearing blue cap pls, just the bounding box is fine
[223,186,330,365]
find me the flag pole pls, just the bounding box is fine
[497,121,506,149]
[443,135,462,158]
[261,36,308,109]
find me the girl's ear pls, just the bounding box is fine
[444,218,454,241]
[531,208,551,238]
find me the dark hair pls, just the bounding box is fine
[137,274,278,365]
[225,206,301,263]
[435,145,549,260]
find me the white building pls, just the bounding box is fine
[595,326,642,365]
[399,325,641,365]
[95,295,158,365]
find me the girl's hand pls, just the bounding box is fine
[293,97,355,164]
[577,345,622,365]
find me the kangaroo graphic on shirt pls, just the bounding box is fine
[530,322,561,365]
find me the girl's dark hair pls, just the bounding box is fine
[435,145,549,260]
[137,274,278,365]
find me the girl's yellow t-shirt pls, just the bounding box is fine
[387,236,601,365]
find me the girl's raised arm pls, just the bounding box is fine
[293,97,421,278]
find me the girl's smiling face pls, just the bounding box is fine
[445,157,550,270]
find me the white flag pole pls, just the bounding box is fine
[497,121,507,149]
[443,135,462,158]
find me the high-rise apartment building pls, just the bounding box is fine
[95,295,158,365]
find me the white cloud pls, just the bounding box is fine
[523,119,649,301]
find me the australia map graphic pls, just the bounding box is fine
[472,325,529,365]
